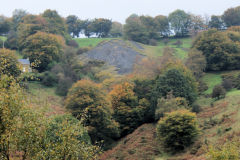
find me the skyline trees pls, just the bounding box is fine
[1,6,240,42]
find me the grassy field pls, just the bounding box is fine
[74,38,117,48]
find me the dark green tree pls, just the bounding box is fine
[42,9,69,38]
[90,18,112,37]
[123,14,149,44]
[140,15,158,40]
[168,9,191,37]
[209,15,225,30]
[154,15,170,37]
[12,9,28,31]
[0,16,11,35]
[154,64,198,104]
[192,29,240,71]
[222,6,240,27]
[66,15,83,38]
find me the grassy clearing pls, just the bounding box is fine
[226,89,240,97]
[26,82,65,115]
[202,73,222,95]
[74,38,117,48]
[142,37,192,59]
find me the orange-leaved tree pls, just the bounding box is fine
[109,81,150,136]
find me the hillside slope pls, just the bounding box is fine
[99,124,160,160]
[99,72,240,160]
[81,39,145,74]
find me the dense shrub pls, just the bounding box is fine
[221,79,233,91]
[212,85,226,99]
[149,39,158,46]
[65,79,120,143]
[77,47,90,55]
[198,80,208,93]
[191,104,201,113]
[172,40,183,48]
[221,72,240,89]
[66,39,79,48]
[41,71,58,87]
[162,38,169,45]
[156,110,199,152]
[55,76,73,96]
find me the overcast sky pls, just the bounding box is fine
[1,0,240,23]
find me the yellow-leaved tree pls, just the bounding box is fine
[0,75,100,159]
[22,32,65,72]
[0,48,21,77]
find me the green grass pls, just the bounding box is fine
[195,96,214,108]
[74,38,117,48]
[142,37,192,59]
[26,82,65,114]
[0,36,7,42]
[226,89,240,97]
[202,73,222,94]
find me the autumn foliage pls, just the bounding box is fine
[0,48,21,77]
[0,75,99,159]
[109,82,150,136]
[65,79,120,143]
[23,32,65,72]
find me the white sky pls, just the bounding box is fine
[1,0,240,23]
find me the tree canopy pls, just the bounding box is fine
[0,48,21,77]
[22,32,65,72]
[65,79,120,143]
[222,6,240,27]
[168,9,191,37]
[154,62,198,104]
[192,29,240,71]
